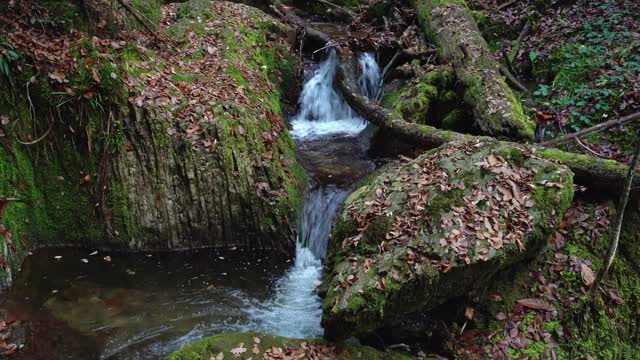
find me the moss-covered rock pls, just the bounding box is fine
[0,0,305,286]
[380,67,467,130]
[167,332,413,360]
[321,140,574,339]
[109,1,305,252]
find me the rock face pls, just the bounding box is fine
[321,140,574,339]
[167,332,412,360]
[0,0,304,286]
[107,1,305,252]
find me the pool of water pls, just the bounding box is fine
[1,248,288,359]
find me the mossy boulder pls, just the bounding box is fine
[167,332,413,360]
[110,1,305,252]
[321,140,574,339]
[381,67,469,131]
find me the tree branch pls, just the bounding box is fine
[313,0,356,19]
[591,137,640,293]
[539,112,640,149]
[114,0,161,41]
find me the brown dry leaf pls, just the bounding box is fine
[79,174,91,185]
[581,263,596,287]
[253,336,260,344]
[252,344,260,354]
[517,298,556,312]
[211,352,224,360]
[230,343,246,357]
[92,67,101,83]
[464,306,475,320]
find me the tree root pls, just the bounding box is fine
[335,58,640,196]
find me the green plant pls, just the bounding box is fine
[528,5,639,134]
[0,39,20,86]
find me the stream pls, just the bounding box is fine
[0,50,380,359]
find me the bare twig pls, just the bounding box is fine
[591,137,640,293]
[16,118,54,145]
[313,0,356,19]
[500,65,528,92]
[509,20,531,63]
[313,41,339,54]
[574,137,605,158]
[539,112,640,148]
[375,49,401,101]
[498,0,516,10]
[114,0,161,41]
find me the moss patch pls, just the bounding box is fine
[168,332,413,360]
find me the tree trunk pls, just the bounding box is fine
[413,0,535,142]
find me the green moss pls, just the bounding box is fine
[382,69,460,127]
[168,332,412,360]
[428,188,464,218]
[440,109,465,131]
[108,180,142,243]
[129,0,161,26]
[482,201,640,359]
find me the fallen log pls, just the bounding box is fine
[413,0,536,142]
[336,61,640,196]
[271,3,334,47]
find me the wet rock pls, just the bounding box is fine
[321,140,574,340]
[296,135,374,186]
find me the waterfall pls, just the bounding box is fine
[290,51,368,139]
[250,51,380,339]
[358,53,381,100]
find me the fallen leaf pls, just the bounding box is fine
[230,343,246,357]
[517,298,556,312]
[581,263,596,287]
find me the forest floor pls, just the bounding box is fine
[478,0,640,159]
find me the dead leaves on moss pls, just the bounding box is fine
[458,202,625,358]
[342,141,541,276]
[214,337,337,360]
[1,1,289,153]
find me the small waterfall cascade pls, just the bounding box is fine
[250,51,381,338]
[290,50,369,139]
[358,53,381,100]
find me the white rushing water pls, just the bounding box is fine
[358,53,381,100]
[290,51,373,139]
[250,51,380,338]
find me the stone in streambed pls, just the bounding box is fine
[321,140,574,340]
